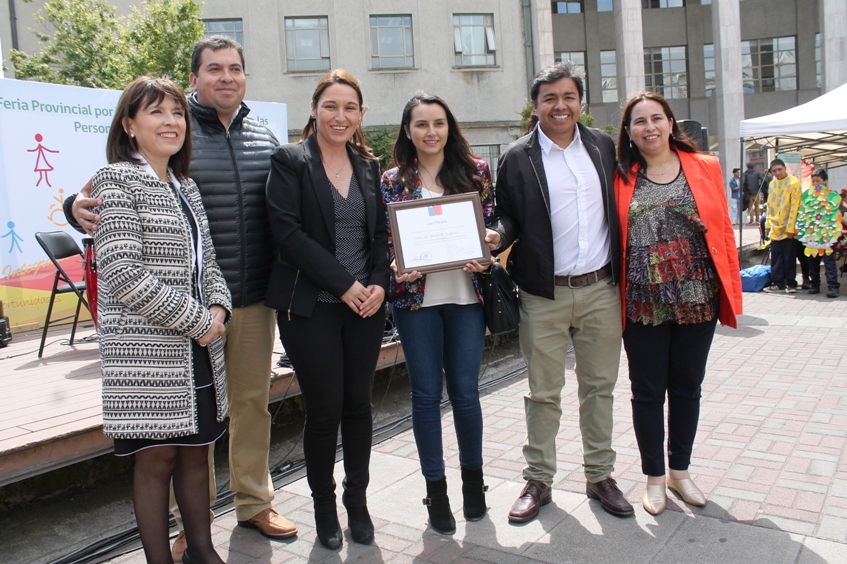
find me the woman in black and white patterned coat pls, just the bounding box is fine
[91,76,230,564]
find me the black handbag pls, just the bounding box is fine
[482,263,519,335]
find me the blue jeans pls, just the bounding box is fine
[393,303,485,481]
[809,253,840,290]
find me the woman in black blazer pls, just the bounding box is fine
[265,69,389,550]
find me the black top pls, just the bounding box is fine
[318,174,371,303]
[264,135,390,319]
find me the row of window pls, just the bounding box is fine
[205,16,811,100]
[552,0,754,14]
[557,34,808,103]
[207,14,497,72]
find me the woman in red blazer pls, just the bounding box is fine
[614,91,742,516]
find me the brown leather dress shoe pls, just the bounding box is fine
[171,531,187,563]
[237,508,298,538]
[508,480,552,523]
[586,477,634,517]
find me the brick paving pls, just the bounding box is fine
[105,285,847,563]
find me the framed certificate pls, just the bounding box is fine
[387,192,491,275]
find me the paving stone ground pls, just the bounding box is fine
[106,286,847,563]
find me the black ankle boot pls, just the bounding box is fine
[461,467,489,521]
[315,511,342,550]
[423,477,456,535]
[345,505,375,545]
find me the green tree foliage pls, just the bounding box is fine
[10,0,128,89]
[125,0,205,89]
[10,0,205,91]
[365,126,400,172]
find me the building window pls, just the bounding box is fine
[204,19,242,45]
[556,51,587,101]
[472,145,501,182]
[370,15,414,69]
[552,1,583,13]
[704,44,715,97]
[815,32,821,88]
[285,17,330,72]
[600,50,618,103]
[741,36,796,93]
[453,14,496,67]
[598,0,614,11]
[644,46,688,99]
[642,0,684,7]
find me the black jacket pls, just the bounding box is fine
[742,167,765,196]
[493,123,621,299]
[187,95,279,308]
[264,135,390,319]
[63,95,280,309]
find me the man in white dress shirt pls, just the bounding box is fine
[489,62,633,523]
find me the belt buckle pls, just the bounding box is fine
[567,274,579,289]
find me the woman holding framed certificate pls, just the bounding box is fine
[381,93,498,535]
[265,70,389,550]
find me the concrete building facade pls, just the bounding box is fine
[3,0,847,179]
[547,0,847,177]
[1,0,538,178]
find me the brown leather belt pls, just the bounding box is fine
[554,263,612,288]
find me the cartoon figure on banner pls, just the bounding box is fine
[48,188,69,226]
[795,183,843,256]
[27,134,59,187]
[2,221,24,253]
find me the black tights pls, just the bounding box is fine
[133,445,224,564]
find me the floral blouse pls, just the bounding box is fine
[626,169,719,325]
[381,158,494,310]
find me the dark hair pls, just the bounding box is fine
[531,61,585,104]
[732,168,740,173]
[106,76,192,180]
[191,36,245,75]
[770,158,786,169]
[300,69,373,161]
[616,91,699,183]
[392,93,485,196]
[812,168,828,181]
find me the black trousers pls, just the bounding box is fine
[770,238,798,289]
[623,317,718,476]
[277,302,385,512]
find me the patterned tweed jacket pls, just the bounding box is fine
[91,162,232,439]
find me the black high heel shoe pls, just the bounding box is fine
[346,505,375,545]
[181,549,196,564]
[315,512,342,550]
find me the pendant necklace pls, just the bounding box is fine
[647,157,678,177]
[323,157,346,178]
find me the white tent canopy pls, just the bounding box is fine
[739,82,847,167]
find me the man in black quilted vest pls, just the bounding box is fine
[65,36,297,560]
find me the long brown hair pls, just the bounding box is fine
[392,94,484,196]
[616,91,698,184]
[106,76,192,180]
[300,69,374,161]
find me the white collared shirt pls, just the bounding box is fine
[537,126,611,276]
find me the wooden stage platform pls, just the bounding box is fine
[0,322,404,488]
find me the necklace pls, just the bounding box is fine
[322,157,347,178]
[646,156,678,177]
[417,161,441,190]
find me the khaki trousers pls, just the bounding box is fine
[519,277,622,486]
[171,302,277,526]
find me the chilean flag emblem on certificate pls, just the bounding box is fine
[428,205,443,216]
